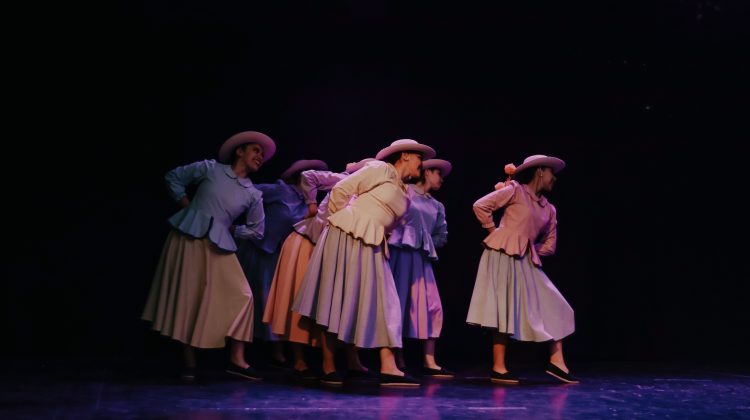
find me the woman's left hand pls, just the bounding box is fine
[304,203,318,219]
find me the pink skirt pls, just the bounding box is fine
[262,231,320,346]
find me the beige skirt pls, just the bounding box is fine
[262,231,320,346]
[142,230,255,348]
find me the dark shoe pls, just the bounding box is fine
[545,363,579,384]
[346,368,379,381]
[320,371,344,387]
[268,359,293,370]
[180,367,196,384]
[293,368,319,381]
[490,370,519,384]
[422,366,455,378]
[226,363,262,381]
[380,373,421,387]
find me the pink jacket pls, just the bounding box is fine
[473,181,557,267]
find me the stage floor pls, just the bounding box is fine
[2,363,748,418]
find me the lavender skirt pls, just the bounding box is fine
[388,247,443,339]
[292,225,402,348]
[466,248,574,342]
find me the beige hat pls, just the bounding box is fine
[375,139,436,161]
[514,154,565,174]
[218,131,276,164]
[345,158,376,173]
[422,159,452,177]
[281,159,328,179]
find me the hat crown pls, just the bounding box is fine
[523,154,549,163]
[391,139,419,146]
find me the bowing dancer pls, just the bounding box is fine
[292,139,436,387]
[262,158,375,380]
[236,159,328,368]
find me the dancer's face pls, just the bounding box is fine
[404,152,423,179]
[538,167,557,192]
[237,143,265,173]
[424,168,443,191]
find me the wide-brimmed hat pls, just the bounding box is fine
[345,158,376,173]
[375,139,436,161]
[514,154,565,174]
[281,159,328,179]
[422,159,452,178]
[218,131,276,164]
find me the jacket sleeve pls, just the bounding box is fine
[300,170,348,204]
[234,194,265,241]
[534,204,557,257]
[164,160,211,201]
[431,200,448,248]
[472,182,517,229]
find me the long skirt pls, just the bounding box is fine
[292,225,402,348]
[262,231,320,346]
[466,248,574,342]
[388,247,443,339]
[237,242,280,341]
[142,230,254,348]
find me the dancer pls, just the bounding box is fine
[262,158,375,379]
[388,158,453,378]
[236,159,327,367]
[292,139,436,387]
[466,154,578,384]
[142,131,275,382]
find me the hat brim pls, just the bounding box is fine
[422,159,452,178]
[281,159,328,179]
[376,143,436,161]
[515,157,565,174]
[218,131,276,164]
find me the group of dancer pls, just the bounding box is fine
[142,130,578,387]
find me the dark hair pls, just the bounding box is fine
[284,172,302,185]
[383,151,406,165]
[414,167,441,184]
[514,166,549,184]
[383,150,424,165]
[229,143,250,165]
[383,151,404,165]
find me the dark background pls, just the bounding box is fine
[5,1,748,371]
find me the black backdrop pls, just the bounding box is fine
[5,1,748,369]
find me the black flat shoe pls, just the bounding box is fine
[293,368,319,380]
[545,363,579,384]
[422,367,455,378]
[490,370,519,384]
[180,367,196,384]
[380,373,421,387]
[320,371,344,387]
[226,363,262,381]
[268,359,293,370]
[346,369,379,381]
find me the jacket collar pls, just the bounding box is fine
[223,164,254,188]
[522,184,548,207]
